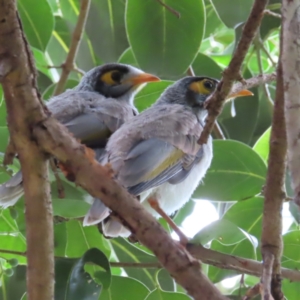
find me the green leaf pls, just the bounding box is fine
[192,53,223,79]
[99,275,149,300]
[65,220,111,258]
[253,127,271,163]
[52,181,90,218]
[0,265,27,300]
[54,223,67,257]
[210,0,254,29]
[118,48,139,68]
[282,280,300,300]
[85,0,129,62]
[43,79,79,100]
[192,219,246,245]
[31,47,54,81]
[218,70,260,145]
[223,197,263,239]
[0,88,6,127]
[194,140,267,201]
[55,248,110,300]
[157,269,175,292]
[208,238,256,283]
[134,81,173,112]
[289,202,300,224]
[18,0,54,51]
[145,289,190,300]
[204,0,224,38]
[283,231,300,262]
[111,238,157,290]
[0,126,9,153]
[126,0,205,78]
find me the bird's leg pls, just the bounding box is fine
[148,197,189,246]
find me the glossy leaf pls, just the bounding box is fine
[65,220,110,258]
[208,238,256,283]
[145,289,190,300]
[52,181,90,218]
[126,0,205,78]
[18,0,54,51]
[134,81,173,112]
[283,231,300,262]
[218,70,260,145]
[118,48,139,68]
[99,276,149,300]
[85,0,129,62]
[253,127,271,163]
[223,197,264,239]
[55,248,110,300]
[210,0,254,28]
[192,219,246,245]
[194,140,267,201]
[192,52,223,79]
[111,238,157,290]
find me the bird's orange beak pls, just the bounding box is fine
[128,73,160,86]
[226,89,254,101]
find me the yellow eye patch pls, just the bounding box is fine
[189,79,215,95]
[100,71,121,85]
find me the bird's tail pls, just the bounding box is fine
[83,198,131,237]
[0,171,24,208]
[83,198,111,226]
[102,218,130,237]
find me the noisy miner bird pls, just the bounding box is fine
[0,63,160,208]
[83,76,252,243]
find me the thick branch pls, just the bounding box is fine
[198,0,269,144]
[34,119,227,300]
[261,29,286,300]
[53,0,91,95]
[282,1,300,206]
[0,2,53,300]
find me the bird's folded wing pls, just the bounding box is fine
[63,106,131,148]
[119,137,203,196]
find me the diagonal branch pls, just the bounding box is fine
[53,0,91,96]
[198,0,269,144]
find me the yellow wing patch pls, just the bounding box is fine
[142,148,184,181]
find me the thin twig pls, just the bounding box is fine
[198,0,269,145]
[187,244,300,282]
[254,35,274,104]
[53,0,91,95]
[264,9,281,19]
[155,0,181,18]
[187,66,195,76]
[243,283,261,300]
[213,122,225,139]
[258,39,277,67]
[3,139,16,165]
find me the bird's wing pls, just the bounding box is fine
[50,92,135,148]
[111,105,205,195]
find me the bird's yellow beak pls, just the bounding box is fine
[226,89,254,101]
[127,73,160,86]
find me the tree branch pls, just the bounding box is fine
[187,244,300,282]
[282,1,300,206]
[260,28,286,300]
[198,0,269,144]
[0,3,53,300]
[53,0,91,95]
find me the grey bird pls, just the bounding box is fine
[0,63,160,208]
[83,76,252,242]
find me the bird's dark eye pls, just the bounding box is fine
[203,80,214,90]
[111,71,122,83]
